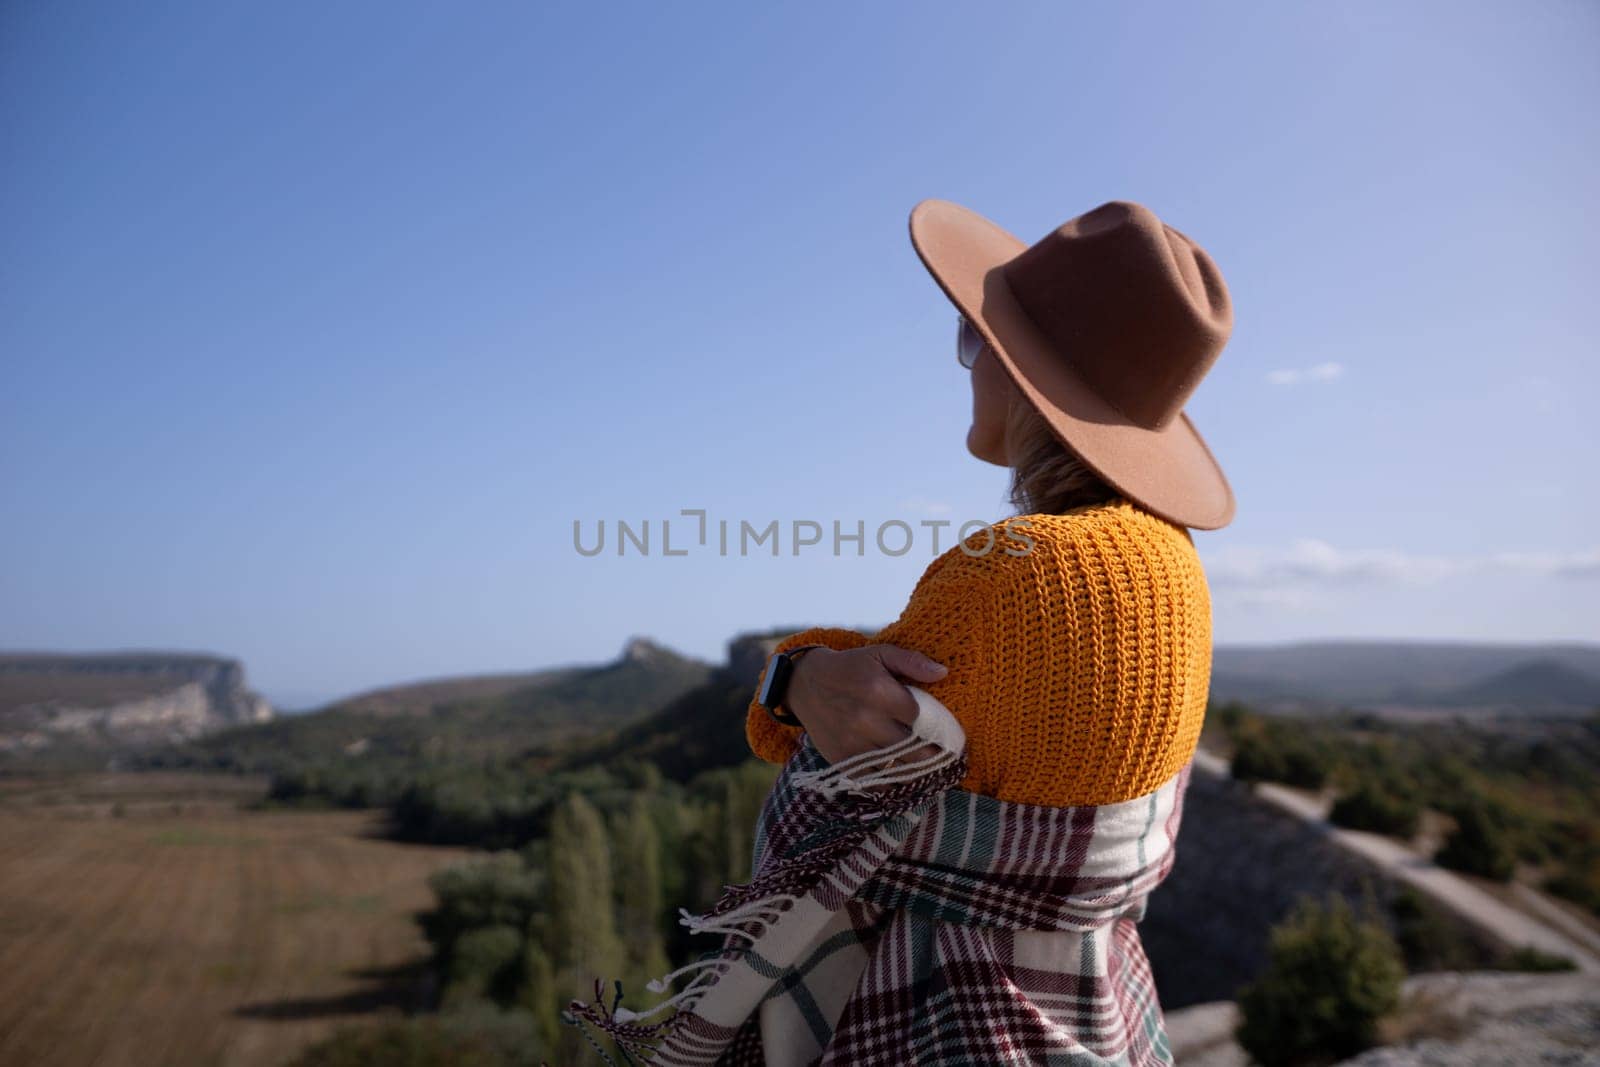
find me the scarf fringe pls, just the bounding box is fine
[560,738,967,1065]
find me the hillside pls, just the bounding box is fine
[548,630,788,782]
[1209,640,1600,715]
[320,666,588,718]
[1440,657,1600,708]
[147,636,714,776]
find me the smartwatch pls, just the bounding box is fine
[757,644,825,726]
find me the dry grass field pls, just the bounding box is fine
[0,773,469,1067]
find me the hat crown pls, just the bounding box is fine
[1000,200,1233,430]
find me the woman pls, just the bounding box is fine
[564,198,1235,1066]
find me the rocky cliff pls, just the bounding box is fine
[0,653,274,754]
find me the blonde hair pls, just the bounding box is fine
[1003,392,1120,517]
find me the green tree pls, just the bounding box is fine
[1230,731,1289,785]
[1435,798,1516,882]
[419,852,543,981]
[444,925,526,1008]
[519,939,562,1054]
[288,1003,549,1067]
[1213,700,1251,740]
[1544,836,1600,918]
[722,761,778,884]
[1388,886,1485,971]
[614,794,672,988]
[1230,726,1331,790]
[1279,742,1331,789]
[545,792,626,1065]
[1235,893,1405,1067]
[547,792,625,975]
[1329,776,1421,838]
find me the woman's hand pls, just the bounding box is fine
[785,644,952,785]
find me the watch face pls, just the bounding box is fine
[757,655,783,707]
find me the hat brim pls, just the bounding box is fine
[908,198,1236,530]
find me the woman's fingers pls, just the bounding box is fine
[870,643,949,685]
[790,645,957,781]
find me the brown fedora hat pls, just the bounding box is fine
[908,198,1237,530]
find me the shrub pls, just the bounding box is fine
[1434,799,1516,882]
[1230,732,1289,785]
[1213,701,1251,740]
[419,853,545,977]
[444,925,527,1007]
[1329,777,1422,839]
[287,1004,549,1067]
[1279,744,1331,790]
[1502,945,1577,972]
[1543,838,1600,918]
[1388,886,1487,971]
[1235,893,1405,1067]
[1230,729,1331,790]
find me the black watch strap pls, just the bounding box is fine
[761,644,825,727]
[766,705,803,727]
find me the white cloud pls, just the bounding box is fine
[1207,539,1600,591]
[1485,547,1600,579]
[1267,361,1345,386]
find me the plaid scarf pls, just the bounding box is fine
[561,687,1191,1066]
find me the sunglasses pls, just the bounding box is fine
[956,314,987,369]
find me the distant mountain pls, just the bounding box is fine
[1437,657,1600,708]
[1204,670,1309,708]
[1209,641,1600,714]
[153,636,716,774]
[17,633,1594,776]
[0,652,273,756]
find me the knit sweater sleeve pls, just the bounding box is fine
[744,626,877,765]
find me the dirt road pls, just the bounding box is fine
[1190,747,1600,973]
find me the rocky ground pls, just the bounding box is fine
[1166,971,1600,1066]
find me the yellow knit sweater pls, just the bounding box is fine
[745,496,1214,807]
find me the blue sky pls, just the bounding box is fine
[3,1,1596,709]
